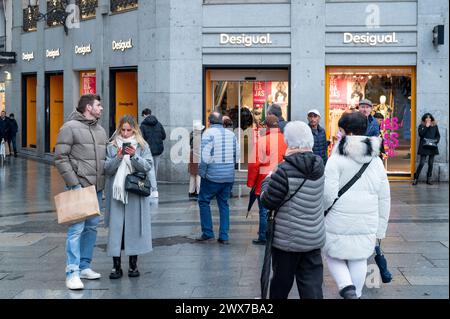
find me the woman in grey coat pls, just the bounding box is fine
[104,115,153,279]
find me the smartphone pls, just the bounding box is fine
[122,142,131,154]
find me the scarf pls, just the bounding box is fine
[285,147,311,157]
[112,135,138,204]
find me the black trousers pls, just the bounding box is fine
[269,247,323,299]
[415,154,435,178]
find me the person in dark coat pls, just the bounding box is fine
[267,104,287,133]
[412,113,440,185]
[359,99,380,137]
[0,110,9,146]
[7,113,18,157]
[260,121,325,299]
[307,109,328,165]
[140,108,166,198]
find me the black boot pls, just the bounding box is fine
[426,174,433,185]
[109,256,123,279]
[412,173,418,185]
[339,285,358,299]
[128,255,140,277]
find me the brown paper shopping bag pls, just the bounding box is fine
[54,185,100,225]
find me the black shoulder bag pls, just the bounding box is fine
[324,160,372,216]
[261,176,308,299]
[125,171,151,197]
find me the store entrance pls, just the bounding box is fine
[205,69,289,171]
[45,72,64,153]
[22,74,37,149]
[110,68,138,136]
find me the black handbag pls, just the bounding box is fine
[125,171,151,197]
[423,138,438,149]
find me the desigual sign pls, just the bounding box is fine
[22,52,34,62]
[343,32,399,46]
[112,39,133,51]
[46,48,61,59]
[220,33,272,47]
[75,44,92,55]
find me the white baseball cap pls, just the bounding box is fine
[307,109,321,117]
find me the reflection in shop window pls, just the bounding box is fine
[327,67,414,175]
[111,0,138,13]
[76,0,98,20]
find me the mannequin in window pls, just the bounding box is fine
[374,95,392,119]
[349,92,361,110]
[274,82,287,104]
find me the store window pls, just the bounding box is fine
[75,0,98,20]
[45,73,64,153]
[111,0,138,13]
[0,82,5,113]
[22,74,37,148]
[326,66,415,177]
[205,69,289,171]
[46,0,69,27]
[79,71,96,96]
[23,2,39,32]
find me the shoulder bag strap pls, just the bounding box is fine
[273,176,308,219]
[325,160,372,216]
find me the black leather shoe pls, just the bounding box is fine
[252,239,266,245]
[339,285,358,299]
[195,235,214,242]
[128,255,140,277]
[109,256,123,279]
[217,238,229,245]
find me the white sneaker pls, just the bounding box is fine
[66,275,84,290]
[150,191,159,198]
[80,268,101,280]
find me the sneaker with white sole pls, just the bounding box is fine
[150,191,159,198]
[80,268,101,280]
[66,275,84,290]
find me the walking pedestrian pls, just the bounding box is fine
[196,112,239,245]
[307,109,328,164]
[267,104,287,133]
[0,111,9,150]
[188,121,204,199]
[412,113,440,185]
[140,108,166,199]
[104,115,153,279]
[54,94,107,290]
[6,113,18,157]
[247,115,287,245]
[260,121,326,299]
[323,111,390,299]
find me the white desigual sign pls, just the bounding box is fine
[22,52,34,62]
[46,48,61,59]
[343,32,399,46]
[75,44,92,55]
[220,33,272,47]
[112,39,133,51]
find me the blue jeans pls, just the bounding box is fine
[257,196,268,241]
[198,178,233,241]
[65,187,102,276]
[149,155,160,192]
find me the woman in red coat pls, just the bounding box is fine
[247,114,288,245]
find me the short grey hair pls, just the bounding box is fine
[208,112,222,125]
[283,121,314,149]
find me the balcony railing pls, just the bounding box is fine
[23,5,39,32]
[76,0,98,20]
[46,0,69,27]
[111,0,138,13]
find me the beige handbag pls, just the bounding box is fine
[54,185,101,225]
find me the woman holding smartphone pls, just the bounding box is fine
[104,115,153,279]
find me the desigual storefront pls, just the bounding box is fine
[6,0,448,182]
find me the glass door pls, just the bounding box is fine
[210,79,289,171]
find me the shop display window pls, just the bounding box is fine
[327,66,415,177]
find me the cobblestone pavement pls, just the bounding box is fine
[0,158,448,299]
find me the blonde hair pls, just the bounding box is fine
[110,115,148,149]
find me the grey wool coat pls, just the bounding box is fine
[104,142,153,257]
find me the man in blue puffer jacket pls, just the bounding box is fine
[307,109,328,165]
[196,112,239,245]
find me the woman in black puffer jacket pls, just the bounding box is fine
[413,113,440,185]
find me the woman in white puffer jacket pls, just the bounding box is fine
[324,111,390,299]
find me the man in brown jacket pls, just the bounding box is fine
[54,94,107,290]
